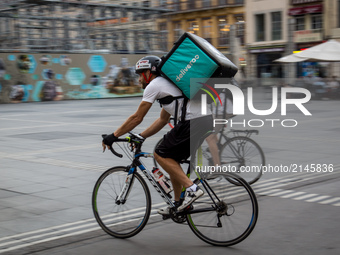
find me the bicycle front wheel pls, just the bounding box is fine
[220,136,265,185]
[186,172,258,246]
[92,166,151,238]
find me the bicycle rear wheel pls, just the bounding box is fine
[186,172,258,246]
[92,166,151,238]
[220,136,265,185]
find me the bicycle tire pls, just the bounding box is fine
[92,166,151,238]
[220,136,265,185]
[186,172,258,246]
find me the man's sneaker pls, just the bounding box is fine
[157,206,171,215]
[157,201,181,216]
[177,187,204,211]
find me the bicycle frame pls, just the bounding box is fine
[119,150,222,216]
[118,152,175,208]
[111,131,228,219]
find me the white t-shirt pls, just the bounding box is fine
[142,76,209,121]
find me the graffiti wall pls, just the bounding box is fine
[0,53,146,103]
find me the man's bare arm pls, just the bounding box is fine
[140,108,171,138]
[113,101,152,137]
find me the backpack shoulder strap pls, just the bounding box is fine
[157,95,184,105]
[157,94,188,126]
[180,97,189,123]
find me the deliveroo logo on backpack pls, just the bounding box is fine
[161,37,219,99]
[176,55,199,82]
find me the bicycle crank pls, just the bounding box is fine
[169,206,194,224]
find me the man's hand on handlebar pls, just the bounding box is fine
[102,134,118,152]
[101,132,145,157]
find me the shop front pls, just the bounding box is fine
[248,46,285,86]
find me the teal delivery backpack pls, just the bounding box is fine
[158,32,238,100]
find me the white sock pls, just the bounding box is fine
[187,184,197,192]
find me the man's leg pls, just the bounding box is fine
[205,133,220,165]
[154,152,193,201]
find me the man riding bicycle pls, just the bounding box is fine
[102,55,213,214]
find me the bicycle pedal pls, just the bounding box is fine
[183,204,194,211]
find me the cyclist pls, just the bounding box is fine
[206,89,235,165]
[102,55,213,214]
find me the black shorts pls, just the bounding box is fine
[155,115,213,162]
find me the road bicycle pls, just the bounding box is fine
[92,132,258,246]
[154,120,265,185]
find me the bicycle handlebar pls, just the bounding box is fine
[102,132,144,158]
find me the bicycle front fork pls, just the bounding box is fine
[116,173,134,204]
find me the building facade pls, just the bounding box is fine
[246,0,339,82]
[289,0,340,78]
[0,0,169,53]
[324,0,340,39]
[288,0,325,78]
[1,0,339,80]
[157,0,246,77]
[85,0,169,53]
[324,0,340,75]
[245,0,289,83]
